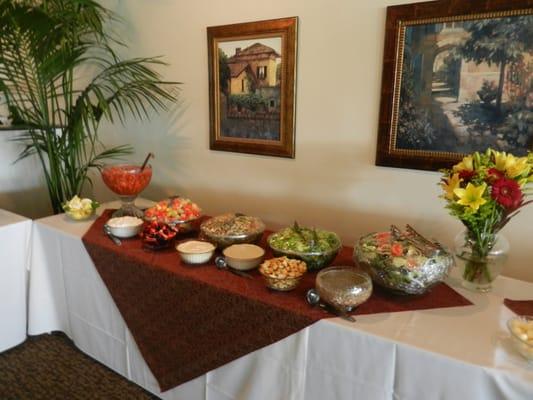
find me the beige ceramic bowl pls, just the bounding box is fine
[222,244,265,271]
[176,240,216,264]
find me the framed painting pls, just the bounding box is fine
[207,17,297,158]
[376,0,533,170]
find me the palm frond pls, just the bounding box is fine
[0,0,178,213]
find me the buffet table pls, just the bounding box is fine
[0,209,32,352]
[27,201,533,399]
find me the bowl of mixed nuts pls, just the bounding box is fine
[259,256,307,291]
[200,213,265,249]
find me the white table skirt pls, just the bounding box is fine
[27,202,533,399]
[0,209,32,352]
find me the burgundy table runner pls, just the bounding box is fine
[504,299,533,315]
[82,210,472,392]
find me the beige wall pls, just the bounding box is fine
[0,130,51,218]
[2,0,532,282]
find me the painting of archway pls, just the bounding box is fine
[376,0,533,171]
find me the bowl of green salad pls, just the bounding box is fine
[267,222,342,271]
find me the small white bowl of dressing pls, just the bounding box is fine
[106,216,144,238]
[176,240,216,264]
[222,244,265,271]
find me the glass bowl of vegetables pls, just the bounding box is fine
[144,197,202,234]
[200,213,265,249]
[353,226,454,295]
[267,222,342,271]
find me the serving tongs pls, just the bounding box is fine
[390,224,444,257]
[292,222,320,252]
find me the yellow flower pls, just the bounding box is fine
[506,156,530,178]
[494,152,530,178]
[493,150,507,171]
[453,155,474,173]
[441,173,462,200]
[454,182,487,211]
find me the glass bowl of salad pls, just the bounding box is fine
[200,213,265,249]
[267,222,342,271]
[353,229,454,295]
[144,197,202,234]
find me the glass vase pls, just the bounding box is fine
[453,231,509,292]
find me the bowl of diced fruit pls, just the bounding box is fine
[144,197,202,234]
[141,220,178,250]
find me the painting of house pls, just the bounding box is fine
[395,14,533,156]
[217,37,282,140]
[227,43,280,94]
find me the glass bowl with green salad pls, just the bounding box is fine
[267,222,342,271]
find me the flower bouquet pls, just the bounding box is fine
[440,149,533,291]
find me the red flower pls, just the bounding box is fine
[487,168,504,182]
[458,170,476,182]
[491,178,523,210]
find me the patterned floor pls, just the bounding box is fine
[0,333,159,399]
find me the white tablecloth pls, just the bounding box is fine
[0,209,32,352]
[27,202,533,399]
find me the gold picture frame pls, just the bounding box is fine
[376,0,533,170]
[207,17,297,158]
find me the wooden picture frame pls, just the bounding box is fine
[207,17,297,158]
[376,0,533,171]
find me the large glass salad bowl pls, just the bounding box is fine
[267,223,341,271]
[354,229,454,295]
[101,163,152,217]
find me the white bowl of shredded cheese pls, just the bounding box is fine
[106,216,144,238]
[176,240,216,264]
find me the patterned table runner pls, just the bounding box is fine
[504,299,533,315]
[82,210,472,392]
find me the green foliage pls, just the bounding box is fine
[498,110,533,147]
[218,49,230,95]
[228,93,267,112]
[477,80,498,107]
[459,16,532,66]
[459,16,533,114]
[0,0,178,213]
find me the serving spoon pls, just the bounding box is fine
[103,224,122,246]
[306,289,356,322]
[215,256,253,279]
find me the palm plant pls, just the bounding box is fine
[0,0,177,213]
